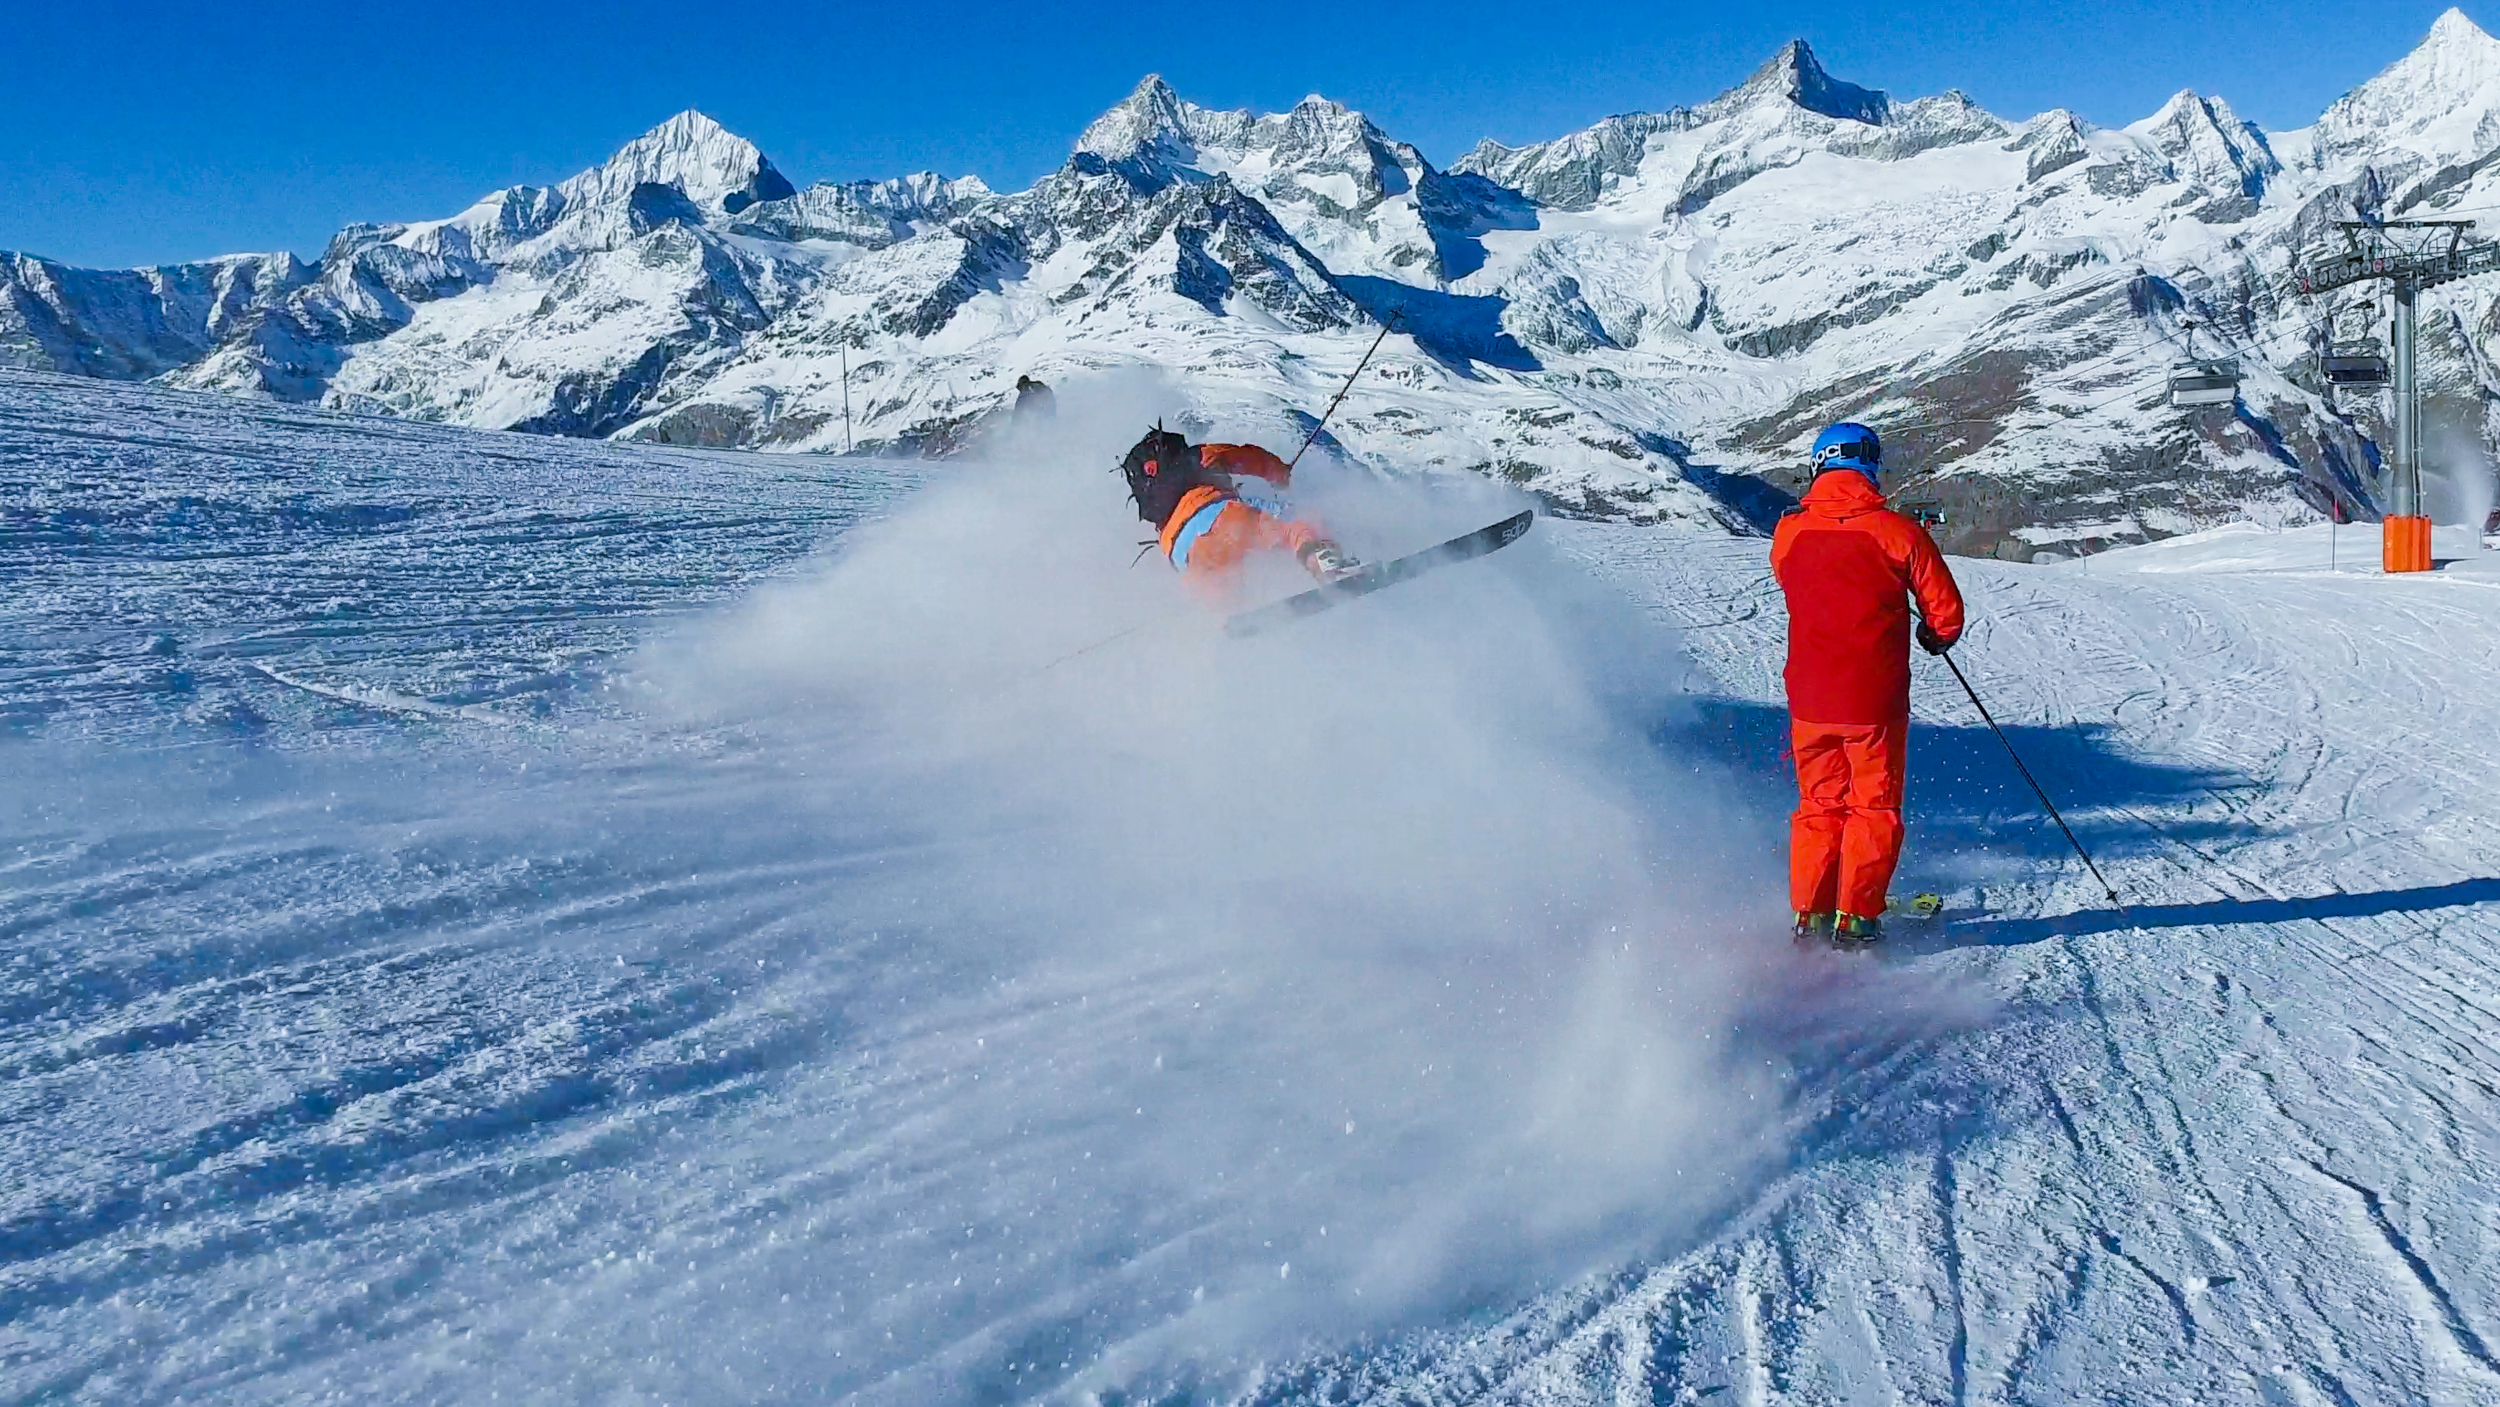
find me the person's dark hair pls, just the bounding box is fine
[1117,426,1203,527]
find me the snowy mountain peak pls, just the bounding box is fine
[1267,94,1407,168]
[644,109,738,147]
[568,110,797,216]
[2124,89,2279,212]
[1280,93,1374,148]
[2429,5,2496,50]
[1722,39,1889,125]
[1452,113,1686,211]
[2359,7,2500,111]
[2008,109,2095,182]
[2308,7,2500,166]
[2138,88,2249,133]
[1076,76,1193,165]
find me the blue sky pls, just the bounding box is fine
[2,0,2472,269]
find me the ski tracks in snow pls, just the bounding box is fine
[7,373,2499,1403]
[1415,529,2500,1405]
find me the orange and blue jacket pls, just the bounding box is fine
[1769,470,1967,725]
[1156,444,1323,573]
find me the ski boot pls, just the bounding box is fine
[1300,541,1364,584]
[1832,912,1885,946]
[1791,911,1833,945]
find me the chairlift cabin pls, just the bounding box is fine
[2168,357,2241,408]
[2322,340,2391,386]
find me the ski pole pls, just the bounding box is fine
[1939,649,2128,915]
[1285,312,1401,472]
[1033,619,1149,675]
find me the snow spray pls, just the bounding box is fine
[538,373,1975,1403]
[2425,424,2495,555]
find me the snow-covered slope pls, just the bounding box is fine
[7,370,2499,1402]
[19,13,2500,546]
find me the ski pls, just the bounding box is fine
[1888,892,1944,920]
[1224,511,1535,638]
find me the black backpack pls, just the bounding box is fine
[1117,427,1216,529]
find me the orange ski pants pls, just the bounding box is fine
[1789,714,1907,919]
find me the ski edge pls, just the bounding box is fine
[1224,510,1535,638]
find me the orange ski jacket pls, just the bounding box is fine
[1769,471,1967,725]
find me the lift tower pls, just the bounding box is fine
[2294,219,2500,571]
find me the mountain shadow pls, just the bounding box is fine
[1334,276,1539,373]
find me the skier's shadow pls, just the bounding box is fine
[1653,693,2260,885]
[1653,697,2500,948]
[1913,878,2500,947]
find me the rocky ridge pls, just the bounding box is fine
[12,15,2500,549]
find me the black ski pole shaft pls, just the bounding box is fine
[1940,650,2128,915]
[1034,620,1149,675]
[1285,313,1401,472]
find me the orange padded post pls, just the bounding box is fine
[2383,515,2433,573]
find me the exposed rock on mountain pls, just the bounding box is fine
[731,174,994,248]
[0,251,308,379]
[2125,91,2280,222]
[1456,114,1684,213]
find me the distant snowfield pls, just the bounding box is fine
[2072,518,2498,576]
[4,372,2498,1404]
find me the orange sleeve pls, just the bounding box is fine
[1200,443,1291,482]
[1902,520,1966,643]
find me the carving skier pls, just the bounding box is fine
[1117,427,1360,587]
[1771,423,1966,944]
[1014,375,1056,420]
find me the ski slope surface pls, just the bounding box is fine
[4,371,2499,1403]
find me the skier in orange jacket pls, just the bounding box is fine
[1117,427,1359,587]
[1769,423,1966,944]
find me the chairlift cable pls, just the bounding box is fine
[1879,315,2350,497]
[1892,308,2324,442]
[1880,280,2342,451]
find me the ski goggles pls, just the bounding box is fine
[1813,439,1880,470]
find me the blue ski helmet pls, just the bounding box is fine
[1811,422,1882,486]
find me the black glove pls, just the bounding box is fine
[1916,623,1953,655]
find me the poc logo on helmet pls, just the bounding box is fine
[1811,423,1882,484]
